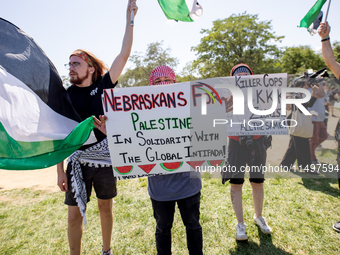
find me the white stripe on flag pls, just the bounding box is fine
[0,68,95,143]
[185,0,203,21]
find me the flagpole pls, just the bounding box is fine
[131,10,134,26]
[322,0,331,22]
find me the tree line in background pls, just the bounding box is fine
[118,12,340,88]
[63,13,340,88]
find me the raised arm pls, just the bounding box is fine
[318,22,340,79]
[109,0,138,83]
[303,85,320,108]
[311,82,325,99]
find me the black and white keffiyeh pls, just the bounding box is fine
[67,138,111,226]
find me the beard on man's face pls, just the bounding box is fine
[70,70,90,85]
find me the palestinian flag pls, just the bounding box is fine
[307,11,323,35]
[299,0,326,29]
[0,18,96,170]
[158,0,203,22]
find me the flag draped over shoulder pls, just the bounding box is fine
[299,0,326,29]
[0,18,96,170]
[158,0,203,22]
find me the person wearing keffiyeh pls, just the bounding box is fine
[93,65,203,254]
[56,1,138,255]
[148,65,203,255]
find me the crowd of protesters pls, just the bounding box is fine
[54,10,340,253]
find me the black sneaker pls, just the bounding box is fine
[305,169,320,175]
[311,160,320,165]
[102,248,113,255]
[333,221,340,232]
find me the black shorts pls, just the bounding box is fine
[64,162,117,206]
[228,136,266,185]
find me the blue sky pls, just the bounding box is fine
[1,0,339,78]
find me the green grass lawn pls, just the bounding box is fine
[1,152,340,254]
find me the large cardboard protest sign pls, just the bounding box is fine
[213,73,289,136]
[103,81,228,179]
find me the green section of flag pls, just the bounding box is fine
[158,0,193,22]
[0,116,95,170]
[299,0,326,28]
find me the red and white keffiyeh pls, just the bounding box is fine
[149,65,177,85]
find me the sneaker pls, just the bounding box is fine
[254,215,272,234]
[236,222,248,241]
[305,169,320,175]
[311,160,320,165]
[333,221,340,232]
[102,248,113,255]
[306,162,320,175]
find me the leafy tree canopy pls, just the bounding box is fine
[333,41,340,64]
[191,12,284,78]
[118,41,178,87]
[280,46,325,75]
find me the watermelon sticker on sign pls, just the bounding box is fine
[114,166,133,175]
[160,162,183,172]
[207,160,225,167]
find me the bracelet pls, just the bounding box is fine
[321,36,330,42]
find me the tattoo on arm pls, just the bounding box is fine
[230,190,235,204]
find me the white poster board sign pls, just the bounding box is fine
[212,73,289,136]
[103,81,228,179]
